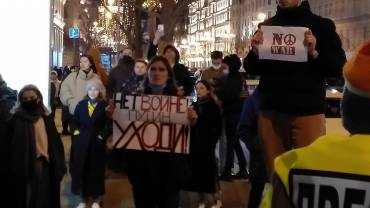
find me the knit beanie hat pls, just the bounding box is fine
[86,79,104,95]
[342,40,370,134]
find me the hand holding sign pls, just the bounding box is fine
[177,86,185,97]
[304,29,319,59]
[251,29,264,55]
[259,26,308,62]
[187,106,198,126]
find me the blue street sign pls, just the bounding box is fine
[69,28,80,39]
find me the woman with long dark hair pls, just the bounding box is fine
[184,80,223,207]
[60,54,105,130]
[147,30,194,96]
[60,55,98,114]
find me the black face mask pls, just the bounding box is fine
[21,99,40,112]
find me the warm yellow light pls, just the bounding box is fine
[258,13,266,21]
[106,12,112,19]
[181,39,187,45]
[108,0,115,6]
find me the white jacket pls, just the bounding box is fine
[60,70,105,114]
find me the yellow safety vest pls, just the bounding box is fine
[262,134,370,208]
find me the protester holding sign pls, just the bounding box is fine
[125,56,195,208]
[260,40,370,208]
[243,0,346,177]
[184,80,223,207]
[71,80,111,208]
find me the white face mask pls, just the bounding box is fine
[88,87,100,100]
[223,68,229,75]
[212,64,221,70]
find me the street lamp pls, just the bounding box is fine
[108,0,115,6]
[181,39,187,45]
[257,13,267,22]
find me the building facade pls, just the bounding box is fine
[309,0,370,57]
[52,0,66,68]
[187,0,235,68]
[234,0,277,56]
[173,14,190,65]
[232,0,370,58]
[63,0,98,66]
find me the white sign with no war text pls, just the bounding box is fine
[259,26,308,62]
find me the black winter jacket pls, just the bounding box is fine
[219,71,243,114]
[107,57,135,98]
[243,1,346,115]
[185,97,222,193]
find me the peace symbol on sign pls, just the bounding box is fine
[284,34,296,45]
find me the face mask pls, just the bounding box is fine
[212,64,221,70]
[223,68,229,75]
[22,99,40,112]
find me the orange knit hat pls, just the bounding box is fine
[344,40,370,98]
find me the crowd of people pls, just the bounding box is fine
[1,0,370,208]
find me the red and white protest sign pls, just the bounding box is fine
[112,93,191,154]
[259,26,308,62]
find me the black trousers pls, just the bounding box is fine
[61,106,70,131]
[223,112,247,174]
[29,157,50,208]
[132,185,180,208]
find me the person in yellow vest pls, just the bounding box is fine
[261,40,370,208]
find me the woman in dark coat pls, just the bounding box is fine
[147,31,194,96]
[9,84,66,208]
[71,80,111,208]
[127,56,196,208]
[185,80,223,207]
